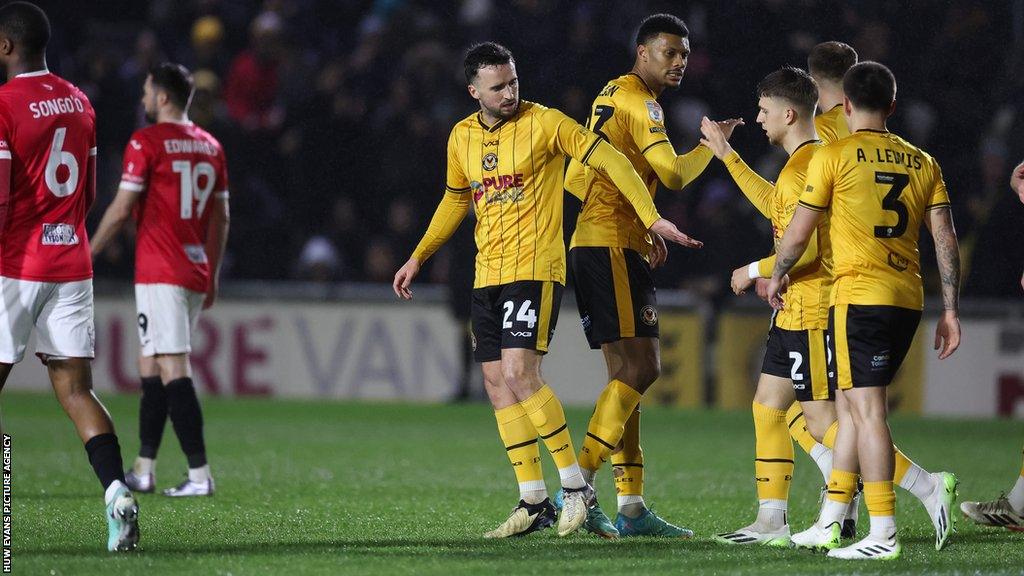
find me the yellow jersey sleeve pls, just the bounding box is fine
[799,146,840,211]
[544,107,661,229]
[444,127,471,193]
[411,191,470,263]
[621,90,713,191]
[926,158,951,209]
[723,150,774,218]
[621,91,670,155]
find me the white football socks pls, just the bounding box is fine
[188,464,211,484]
[757,498,788,528]
[519,480,548,505]
[1008,474,1024,513]
[898,463,935,503]
[133,457,155,476]
[558,463,586,490]
[809,443,833,482]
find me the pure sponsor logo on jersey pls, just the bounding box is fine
[887,251,909,272]
[641,305,658,326]
[40,223,79,245]
[482,152,498,171]
[164,139,218,156]
[645,100,664,123]
[29,96,85,119]
[473,173,525,205]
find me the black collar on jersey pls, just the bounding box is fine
[477,112,508,133]
[793,139,821,153]
[627,72,656,97]
[855,128,890,134]
[828,103,842,112]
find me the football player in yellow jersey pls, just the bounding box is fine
[699,67,828,547]
[809,41,857,145]
[559,14,740,539]
[393,42,699,539]
[767,62,963,560]
[959,163,1024,531]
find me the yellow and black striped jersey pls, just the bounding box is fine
[814,104,850,145]
[411,100,661,289]
[568,73,712,257]
[725,141,831,330]
[799,130,950,309]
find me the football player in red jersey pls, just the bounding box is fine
[0,1,138,551]
[92,63,229,498]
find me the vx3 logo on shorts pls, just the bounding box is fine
[510,331,533,337]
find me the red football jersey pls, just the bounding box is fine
[120,122,229,292]
[0,71,97,281]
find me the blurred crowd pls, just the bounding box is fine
[36,0,1024,299]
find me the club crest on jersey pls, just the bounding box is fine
[482,152,498,171]
[641,305,658,326]
[887,251,909,272]
[645,100,664,123]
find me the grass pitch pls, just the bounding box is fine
[4,391,1023,575]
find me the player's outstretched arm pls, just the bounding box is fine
[1011,159,1024,203]
[927,206,961,359]
[203,197,230,309]
[89,187,141,257]
[766,205,821,309]
[700,117,772,217]
[395,191,470,300]
[645,118,743,191]
[584,139,701,248]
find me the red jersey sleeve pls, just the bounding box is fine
[120,134,153,193]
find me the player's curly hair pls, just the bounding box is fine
[756,66,819,115]
[0,1,49,57]
[635,13,688,46]
[464,42,514,84]
[843,61,896,113]
[808,41,858,83]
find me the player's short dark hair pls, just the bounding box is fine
[635,13,689,46]
[0,1,50,57]
[843,61,896,112]
[149,62,194,111]
[464,42,514,84]
[807,41,858,83]
[756,66,819,115]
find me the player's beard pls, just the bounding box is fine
[488,98,519,120]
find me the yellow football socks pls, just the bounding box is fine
[494,403,545,501]
[753,402,794,501]
[578,379,642,473]
[520,385,584,488]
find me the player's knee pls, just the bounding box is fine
[501,363,535,395]
[804,417,831,442]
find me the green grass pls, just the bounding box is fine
[4,391,1023,575]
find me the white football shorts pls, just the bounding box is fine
[0,276,95,363]
[135,283,204,357]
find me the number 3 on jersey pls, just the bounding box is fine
[172,160,216,219]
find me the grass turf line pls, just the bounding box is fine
[4,391,1023,575]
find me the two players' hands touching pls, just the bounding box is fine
[699,116,744,160]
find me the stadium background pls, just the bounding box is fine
[5,0,1024,417]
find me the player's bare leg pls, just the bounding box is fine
[715,374,794,546]
[482,360,557,538]
[827,387,901,559]
[125,354,164,493]
[155,353,213,497]
[501,348,591,536]
[48,358,139,551]
[793,389,856,550]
